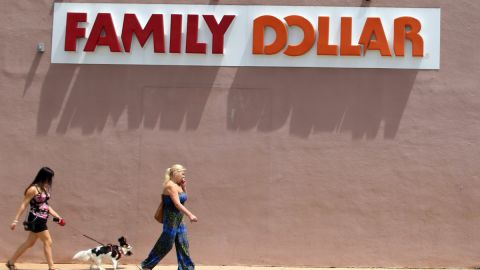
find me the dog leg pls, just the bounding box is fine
[95,257,104,270]
[112,259,118,270]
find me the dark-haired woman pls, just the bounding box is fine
[6,167,64,270]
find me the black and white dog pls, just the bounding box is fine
[73,237,133,270]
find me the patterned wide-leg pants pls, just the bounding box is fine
[141,225,194,270]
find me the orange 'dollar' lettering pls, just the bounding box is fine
[253,15,424,57]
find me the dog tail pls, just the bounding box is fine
[73,250,91,261]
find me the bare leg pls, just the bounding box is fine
[37,230,54,269]
[9,232,38,263]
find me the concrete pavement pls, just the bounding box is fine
[1,264,471,270]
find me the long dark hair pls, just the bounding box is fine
[24,167,55,195]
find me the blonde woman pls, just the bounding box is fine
[140,164,198,270]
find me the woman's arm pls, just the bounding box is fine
[10,186,37,230]
[48,206,62,219]
[48,206,65,226]
[166,185,197,222]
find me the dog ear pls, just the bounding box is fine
[118,236,126,245]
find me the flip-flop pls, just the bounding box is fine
[136,265,150,270]
[5,261,17,270]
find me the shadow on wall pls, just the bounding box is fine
[36,65,217,135]
[227,68,418,139]
[37,64,416,139]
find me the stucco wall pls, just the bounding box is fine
[1,0,480,268]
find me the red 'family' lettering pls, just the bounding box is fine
[64,12,235,54]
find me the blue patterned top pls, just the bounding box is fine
[161,192,188,234]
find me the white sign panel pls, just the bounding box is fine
[52,3,441,69]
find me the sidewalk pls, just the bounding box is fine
[2,264,470,270]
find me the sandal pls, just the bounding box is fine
[5,261,16,270]
[136,265,150,270]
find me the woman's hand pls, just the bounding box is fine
[179,179,187,191]
[10,220,18,230]
[53,217,66,226]
[188,214,198,223]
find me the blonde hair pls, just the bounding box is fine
[163,164,186,185]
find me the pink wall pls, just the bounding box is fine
[1,0,480,268]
